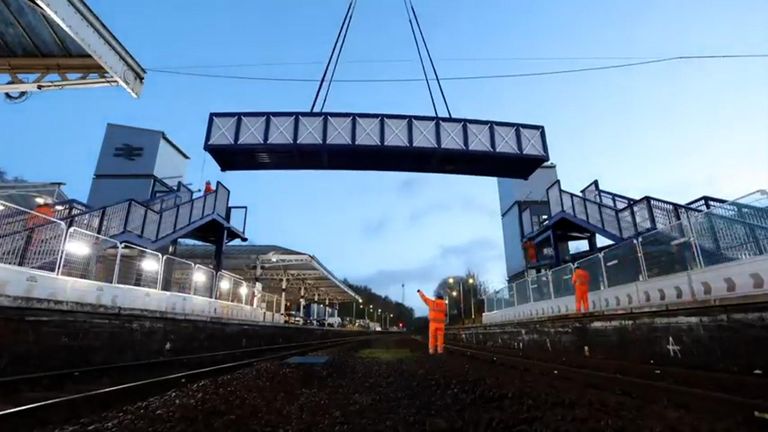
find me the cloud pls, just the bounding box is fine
[361,217,391,236]
[407,197,498,224]
[350,236,505,314]
[397,176,428,195]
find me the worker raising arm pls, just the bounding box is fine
[417,289,447,355]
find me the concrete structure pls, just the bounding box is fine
[88,124,190,208]
[498,164,558,280]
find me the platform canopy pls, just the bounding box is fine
[174,244,362,303]
[0,0,144,98]
[204,112,549,179]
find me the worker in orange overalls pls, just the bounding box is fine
[417,289,447,354]
[28,202,55,225]
[25,201,56,263]
[204,180,215,194]
[523,240,537,265]
[572,265,591,313]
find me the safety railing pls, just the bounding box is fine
[0,199,277,321]
[542,180,703,241]
[581,180,636,209]
[58,228,120,283]
[485,190,768,322]
[161,255,195,294]
[0,201,66,273]
[55,181,237,245]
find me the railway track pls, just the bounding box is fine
[446,342,768,427]
[0,335,372,430]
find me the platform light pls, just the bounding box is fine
[54,205,65,211]
[219,279,231,290]
[34,197,46,204]
[239,285,248,297]
[448,277,454,284]
[452,291,458,297]
[65,241,91,256]
[468,277,475,284]
[140,258,160,272]
[193,271,206,283]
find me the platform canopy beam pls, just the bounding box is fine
[0,0,144,98]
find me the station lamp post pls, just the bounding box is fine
[467,277,476,322]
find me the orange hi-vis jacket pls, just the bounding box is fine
[572,268,590,293]
[418,291,447,324]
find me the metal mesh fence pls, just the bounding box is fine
[176,202,192,229]
[125,202,145,235]
[602,241,643,288]
[161,256,195,294]
[586,200,601,226]
[228,207,247,233]
[574,196,588,220]
[601,206,620,236]
[215,184,230,217]
[0,201,65,273]
[191,197,204,221]
[689,212,768,266]
[551,264,574,298]
[59,228,119,283]
[203,193,215,216]
[632,200,653,232]
[562,192,573,214]
[158,207,177,239]
[529,273,552,302]
[142,210,159,240]
[484,296,496,313]
[192,265,216,298]
[215,272,238,302]
[70,208,102,234]
[514,279,531,304]
[639,220,699,278]
[232,279,250,305]
[100,202,129,237]
[618,207,636,237]
[115,244,162,289]
[575,253,605,292]
[547,183,562,214]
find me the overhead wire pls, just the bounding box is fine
[150,56,675,71]
[145,54,768,84]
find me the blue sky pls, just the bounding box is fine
[2,0,767,314]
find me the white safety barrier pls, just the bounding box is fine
[484,191,768,324]
[0,200,279,324]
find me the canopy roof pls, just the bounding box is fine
[175,244,361,303]
[0,0,144,97]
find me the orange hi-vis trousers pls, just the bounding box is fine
[429,322,445,354]
[575,286,589,313]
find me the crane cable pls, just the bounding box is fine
[409,0,452,118]
[320,0,357,111]
[310,0,356,112]
[403,0,439,117]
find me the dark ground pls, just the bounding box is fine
[43,335,762,432]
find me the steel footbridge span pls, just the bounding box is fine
[204,112,549,179]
